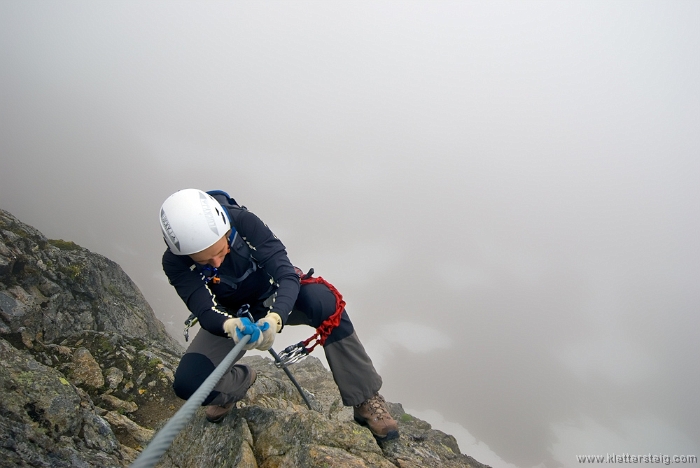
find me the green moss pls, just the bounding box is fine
[134,355,147,369]
[147,358,160,371]
[400,413,414,423]
[6,223,30,238]
[48,239,82,251]
[14,371,37,386]
[105,283,122,297]
[440,443,455,454]
[23,266,40,276]
[96,336,113,353]
[61,264,83,279]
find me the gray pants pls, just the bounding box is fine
[173,285,383,407]
[184,328,382,407]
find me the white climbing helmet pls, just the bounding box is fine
[159,189,230,255]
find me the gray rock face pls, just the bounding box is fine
[0,210,185,466]
[0,338,123,467]
[0,210,490,467]
[0,209,181,353]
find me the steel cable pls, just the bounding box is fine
[130,334,251,468]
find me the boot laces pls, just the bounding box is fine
[359,394,389,420]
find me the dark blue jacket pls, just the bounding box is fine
[162,195,300,337]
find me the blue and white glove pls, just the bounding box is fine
[255,313,282,351]
[223,317,265,350]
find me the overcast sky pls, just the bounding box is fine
[1,1,699,467]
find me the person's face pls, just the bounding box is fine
[189,233,230,268]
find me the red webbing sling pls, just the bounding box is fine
[299,272,346,352]
[276,268,345,366]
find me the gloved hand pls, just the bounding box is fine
[255,312,282,351]
[223,317,263,350]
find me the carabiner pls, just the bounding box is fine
[274,342,309,368]
[183,314,199,342]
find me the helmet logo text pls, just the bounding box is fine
[160,209,181,252]
[199,192,219,235]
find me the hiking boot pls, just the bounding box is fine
[205,367,257,423]
[353,393,399,440]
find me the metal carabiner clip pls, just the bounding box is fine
[274,342,309,368]
[183,314,199,342]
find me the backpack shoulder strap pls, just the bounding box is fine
[206,189,238,207]
[192,190,258,287]
[206,190,248,246]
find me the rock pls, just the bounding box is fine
[0,290,27,324]
[56,344,73,356]
[0,209,182,354]
[20,328,33,348]
[156,363,174,382]
[120,444,140,465]
[105,366,124,389]
[37,277,62,296]
[0,338,82,437]
[0,338,123,467]
[103,411,155,445]
[0,254,12,277]
[82,411,120,453]
[101,393,138,413]
[71,347,105,388]
[161,355,490,468]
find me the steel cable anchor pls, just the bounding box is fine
[237,307,315,411]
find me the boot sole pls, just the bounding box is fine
[354,417,400,441]
[206,409,232,424]
[205,367,258,423]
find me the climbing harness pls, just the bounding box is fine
[275,268,346,368]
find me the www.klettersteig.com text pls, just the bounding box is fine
[576,453,697,464]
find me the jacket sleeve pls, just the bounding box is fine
[161,250,233,337]
[235,209,300,324]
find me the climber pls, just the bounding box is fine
[159,189,399,440]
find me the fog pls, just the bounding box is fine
[1,2,699,467]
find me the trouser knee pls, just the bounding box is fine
[292,282,354,345]
[173,352,216,402]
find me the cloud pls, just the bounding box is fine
[304,241,403,288]
[556,333,658,386]
[550,415,700,468]
[364,321,453,373]
[437,262,492,291]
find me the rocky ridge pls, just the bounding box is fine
[0,209,489,467]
